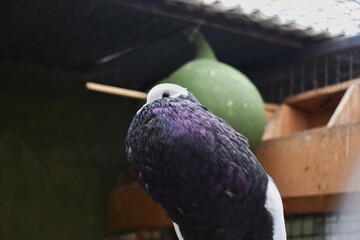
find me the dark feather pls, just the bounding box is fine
[126,92,273,240]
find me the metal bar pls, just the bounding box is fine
[301,63,305,92]
[106,0,305,49]
[336,54,341,83]
[289,66,294,96]
[288,34,360,62]
[245,35,360,72]
[325,57,329,86]
[270,87,275,103]
[313,60,318,89]
[350,51,354,80]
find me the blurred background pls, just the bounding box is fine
[1,0,360,239]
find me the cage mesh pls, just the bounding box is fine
[252,48,360,103]
[286,213,360,240]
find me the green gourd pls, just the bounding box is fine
[159,34,265,150]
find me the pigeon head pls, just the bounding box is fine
[147,83,189,103]
[136,83,200,115]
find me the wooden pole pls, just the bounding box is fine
[86,82,147,100]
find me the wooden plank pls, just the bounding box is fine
[283,195,337,214]
[283,193,360,214]
[285,78,360,112]
[263,106,334,139]
[263,79,360,139]
[109,182,172,231]
[265,103,279,112]
[308,109,334,129]
[120,167,138,185]
[262,104,309,140]
[255,122,360,213]
[265,103,279,123]
[328,82,360,127]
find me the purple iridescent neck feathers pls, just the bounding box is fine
[126,84,279,240]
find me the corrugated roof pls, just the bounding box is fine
[2,0,352,92]
[167,0,344,39]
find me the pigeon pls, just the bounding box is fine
[126,83,286,240]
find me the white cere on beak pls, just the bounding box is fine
[147,83,188,103]
[137,83,188,114]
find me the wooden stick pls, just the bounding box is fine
[86,82,147,100]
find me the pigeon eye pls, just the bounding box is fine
[162,92,170,98]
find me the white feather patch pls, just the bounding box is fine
[147,83,188,103]
[265,176,287,240]
[173,221,184,240]
[137,83,188,115]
